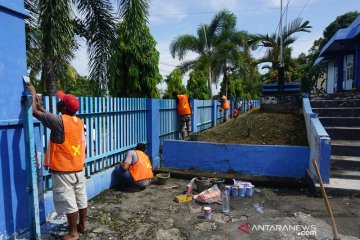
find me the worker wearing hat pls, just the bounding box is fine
[27,84,87,240]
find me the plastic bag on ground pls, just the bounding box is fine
[186,177,196,195]
[194,184,222,204]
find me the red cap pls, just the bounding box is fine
[57,91,80,113]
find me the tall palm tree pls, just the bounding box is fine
[251,18,312,71]
[26,0,149,96]
[170,10,247,98]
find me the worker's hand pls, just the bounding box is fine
[119,161,124,168]
[26,83,36,95]
[36,94,43,106]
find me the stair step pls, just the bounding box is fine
[331,155,360,162]
[313,107,360,117]
[331,154,360,170]
[332,140,360,147]
[310,99,360,108]
[311,92,360,101]
[315,178,360,194]
[331,140,360,157]
[326,127,360,140]
[319,117,360,127]
[330,169,360,179]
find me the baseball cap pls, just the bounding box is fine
[57,91,80,113]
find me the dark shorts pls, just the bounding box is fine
[178,115,191,132]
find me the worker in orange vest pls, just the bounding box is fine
[117,143,154,190]
[173,92,192,140]
[218,93,230,122]
[27,84,87,240]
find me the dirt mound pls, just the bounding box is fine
[197,108,308,146]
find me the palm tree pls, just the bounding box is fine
[251,18,312,73]
[106,0,162,98]
[26,0,149,96]
[170,10,247,98]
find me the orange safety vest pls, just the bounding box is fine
[44,115,85,172]
[128,150,154,182]
[177,94,192,116]
[221,95,230,110]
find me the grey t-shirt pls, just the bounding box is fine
[124,150,152,187]
[39,112,64,144]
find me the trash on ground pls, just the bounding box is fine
[186,177,197,195]
[175,194,193,203]
[164,185,179,189]
[194,184,221,204]
[253,202,265,213]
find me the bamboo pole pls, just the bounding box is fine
[312,159,340,240]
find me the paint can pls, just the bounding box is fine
[231,186,239,197]
[238,184,245,197]
[225,185,232,196]
[203,206,212,220]
[246,185,254,197]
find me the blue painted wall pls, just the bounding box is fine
[303,98,331,182]
[0,1,32,238]
[162,140,310,179]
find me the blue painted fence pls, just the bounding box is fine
[39,96,262,190]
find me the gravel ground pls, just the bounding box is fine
[36,178,360,240]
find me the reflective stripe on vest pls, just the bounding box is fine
[128,150,154,182]
[222,96,230,110]
[177,94,192,116]
[47,115,85,172]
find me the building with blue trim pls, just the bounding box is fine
[316,16,360,93]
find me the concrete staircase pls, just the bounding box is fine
[310,93,360,194]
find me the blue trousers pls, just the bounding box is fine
[115,165,135,187]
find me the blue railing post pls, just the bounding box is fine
[146,99,161,168]
[320,137,331,183]
[22,93,41,239]
[191,99,198,133]
[211,100,217,127]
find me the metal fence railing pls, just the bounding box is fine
[40,96,259,189]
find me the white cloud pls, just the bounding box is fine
[149,0,188,25]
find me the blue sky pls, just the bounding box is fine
[71,0,359,94]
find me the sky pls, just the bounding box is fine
[71,0,360,94]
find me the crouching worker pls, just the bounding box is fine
[117,143,154,191]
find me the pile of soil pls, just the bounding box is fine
[197,108,308,146]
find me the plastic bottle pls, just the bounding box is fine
[222,190,230,213]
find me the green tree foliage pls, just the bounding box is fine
[252,18,312,74]
[59,66,104,96]
[108,21,161,98]
[31,65,103,96]
[163,68,187,99]
[25,0,150,96]
[225,68,261,100]
[38,0,75,96]
[170,10,248,98]
[186,69,209,100]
